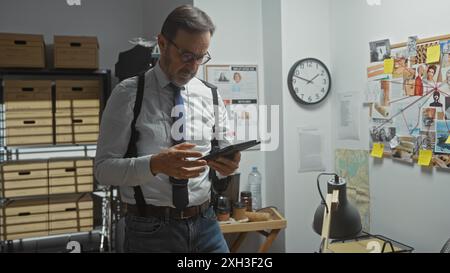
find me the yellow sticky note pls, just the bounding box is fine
[446,136,450,144]
[418,150,433,166]
[426,45,440,64]
[371,143,384,158]
[384,59,394,74]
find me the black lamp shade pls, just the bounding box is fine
[312,178,362,239]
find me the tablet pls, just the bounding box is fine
[199,140,261,161]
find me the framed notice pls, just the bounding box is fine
[205,65,259,147]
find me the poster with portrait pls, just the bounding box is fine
[205,65,259,147]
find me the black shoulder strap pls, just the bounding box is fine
[199,79,220,148]
[126,77,222,215]
[199,79,228,205]
[124,72,147,215]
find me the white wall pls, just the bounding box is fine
[281,0,333,252]
[194,0,334,253]
[261,0,285,253]
[194,0,268,252]
[0,0,144,80]
[194,0,266,197]
[331,0,450,252]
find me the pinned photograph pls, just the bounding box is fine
[380,79,391,106]
[365,80,382,103]
[372,103,390,119]
[435,121,450,154]
[441,40,450,54]
[440,67,450,93]
[393,57,415,80]
[370,126,396,143]
[412,64,426,96]
[421,107,436,131]
[392,135,418,163]
[424,64,440,83]
[419,131,436,150]
[407,36,418,57]
[216,72,230,82]
[370,39,391,63]
[426,90,444,108]
[423,64,441,96]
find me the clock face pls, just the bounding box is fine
[287,58,331,105]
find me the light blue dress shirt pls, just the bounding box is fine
[94,63,232,207]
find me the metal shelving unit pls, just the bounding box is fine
[0,68,113,253]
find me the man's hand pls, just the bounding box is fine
[207,151,241,177]
[150,143,207,179]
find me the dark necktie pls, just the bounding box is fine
[169,83,189,210]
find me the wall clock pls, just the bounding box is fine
[287,58,331,105]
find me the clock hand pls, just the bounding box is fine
[294,75,312,84]
[308,74,320,84]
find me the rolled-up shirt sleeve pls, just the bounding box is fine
[94,81,156,186]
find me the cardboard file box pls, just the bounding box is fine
[48,159,94,195]
[0,158,94,199]
[55,80,100,144]
[0,33,45,68]
[3,80,53,146]
[0,193,94,241]
[53,36,99,69]
[48,193,93,236]
[0,161,49,198]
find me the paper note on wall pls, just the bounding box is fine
[426,45,441,63]
[371,143,384,158]
[298,128,325,173]
[338,92,360,140]
[383,59,394,74]
[418,150,433,166]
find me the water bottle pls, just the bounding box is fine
[247,167,262,210]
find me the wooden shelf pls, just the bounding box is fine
[220,207,286,234]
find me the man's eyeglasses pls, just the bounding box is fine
[166,37,211,65]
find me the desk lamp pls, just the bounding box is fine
[312,173,362,252]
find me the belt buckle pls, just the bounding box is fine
[178,210,189,220]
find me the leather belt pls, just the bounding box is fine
[125,200,210,220]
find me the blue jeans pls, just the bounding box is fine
[123,206,229,253]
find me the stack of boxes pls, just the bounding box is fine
[0,32,101,242]
[55,80,100,144]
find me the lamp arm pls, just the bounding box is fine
[316,173,339,214]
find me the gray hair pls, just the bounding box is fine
[161,5,215,41]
